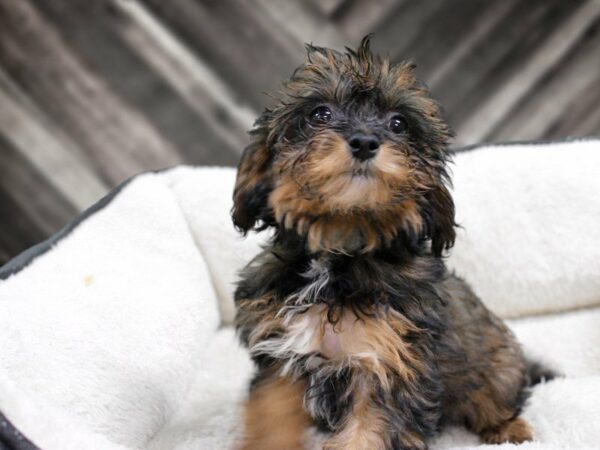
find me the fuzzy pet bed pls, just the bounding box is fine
[0,139,599,450]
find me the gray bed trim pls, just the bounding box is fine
[0,169,168,281]
[0,413,40,450]
[0,179,130,280]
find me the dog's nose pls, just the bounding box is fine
[348,133,380,161]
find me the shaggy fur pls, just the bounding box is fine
[233,36,539,450]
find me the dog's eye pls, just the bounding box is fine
[388,115,407,134]
[309,106,332,124]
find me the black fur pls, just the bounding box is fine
[233,37,537,450]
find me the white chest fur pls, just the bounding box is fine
[250,303,417,385]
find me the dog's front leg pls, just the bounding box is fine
[321,379,428,450]
[237,372,311,450]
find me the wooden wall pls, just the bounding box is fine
[1,0,599,264]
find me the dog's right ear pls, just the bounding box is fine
[231,135,273,233]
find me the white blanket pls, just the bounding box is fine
[0,139,599,450]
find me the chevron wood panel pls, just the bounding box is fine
[0,0,598,264]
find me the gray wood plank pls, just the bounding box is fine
[252,0,348,49]
[113,0,255,154]
[334,0,405,42]
[0,68,109,211]
[456,0,600,145]
[371,0,447,59]
[0,133,78,235]
[0,0,181,184]
[31,0,249,163]
[547,80,600,139]
[0,133,79,265]
[143,0,303,110]
[307,0,348,18]
[427,0,585,141]
[488,16,600,141]
[423,0,518,90]
[0,189,47,265]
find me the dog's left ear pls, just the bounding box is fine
[425,184,456,256]
[231,134,273,233]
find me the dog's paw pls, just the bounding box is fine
[481,417,533,444]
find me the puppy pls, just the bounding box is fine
[232,36,541,450]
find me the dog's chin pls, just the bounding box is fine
[346,167,372,180]
[269,155,425,252]
[323,170,397,213]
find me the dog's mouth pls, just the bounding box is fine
[347,164,373,179]
[351,168,369,178]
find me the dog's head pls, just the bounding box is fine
[232,36,454,255]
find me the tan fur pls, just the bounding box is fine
[481,417,533,444]
[234,38,530,449]
[320,307,424,388]
[238,374,310,450]
[248,303,424,390]
[322,378,388,450]
[466,389,514,432]
[268,132,426,253]
[237,297,285,348]
[233,145,270,203]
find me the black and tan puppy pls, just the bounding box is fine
[232,37,538,450]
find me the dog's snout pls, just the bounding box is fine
[348,133,380,161]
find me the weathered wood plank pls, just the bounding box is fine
[0,0,181,184]
[372,0,446,59]
[0,68,109,211]
[0,189,47,265]
[547,78,600,139]
[488,16,600,141]
[143,0,302,110]
[32,0,249,163]
[0,133,78,235]
[455,0,600,145]
[334,0,405,42]
[113,0,255,154]
[414,0,577,130]
[307,0,348,18]
[252,0,348,50]
[424,0,518,90]
[0,133,79,265]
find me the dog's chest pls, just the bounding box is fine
[263,303,418,378]
[247,258,421,377]
[285,306,370,360]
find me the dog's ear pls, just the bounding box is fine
[425,184,456,256]
[231,136,272,233]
